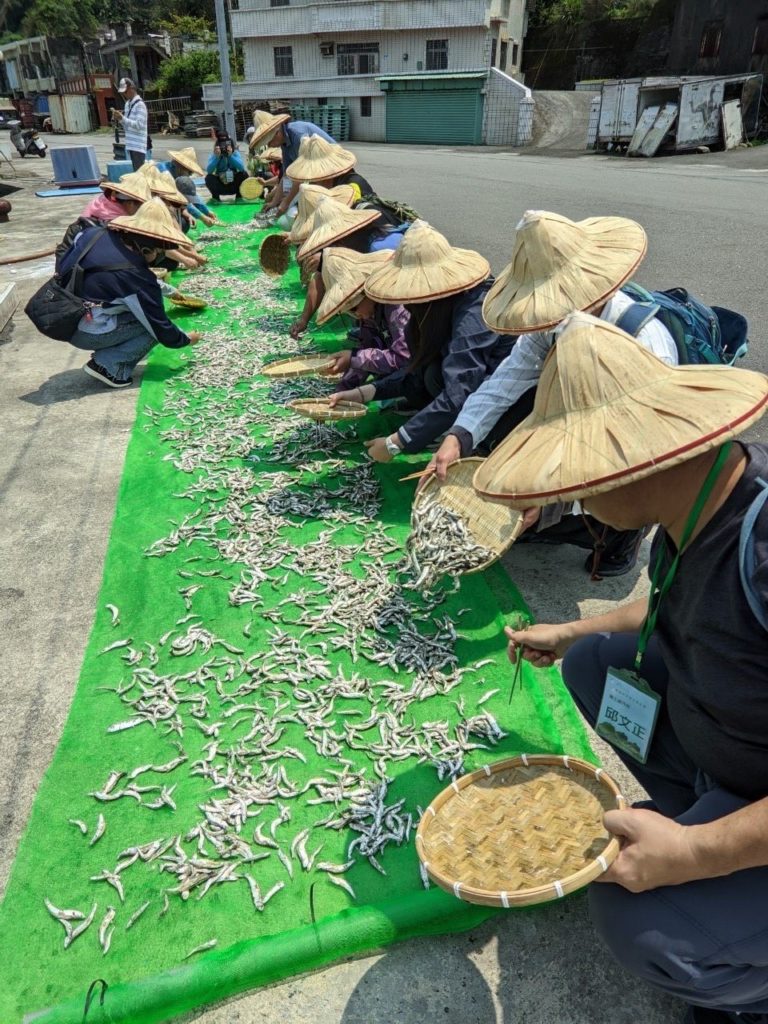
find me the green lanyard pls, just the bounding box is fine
[635,442,732,671]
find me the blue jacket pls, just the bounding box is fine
[58,228,189,348]
[206,150,245,178]
[282,121,335,168]
[373,278,515,453]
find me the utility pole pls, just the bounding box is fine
[213,0,237,142]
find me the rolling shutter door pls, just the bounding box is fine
[384,82,484,145]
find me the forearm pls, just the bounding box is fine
[690,797,768,877]
[565,597,647,640]
[280,180,300,209]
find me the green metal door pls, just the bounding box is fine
[383,78,484,145]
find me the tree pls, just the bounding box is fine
[157,13,214,38]
[22,0,98,38]
[151,49,220,98]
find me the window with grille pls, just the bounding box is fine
[274,45,294,77]
[512,42,519,65]
[425,39,448,71]
[337,42,379,75]
[699,20,723,59]
[500,40,508,68]
[360,96,372,117]
[753,19,768,56]
[490,37,497,67]
[270,0,289,6]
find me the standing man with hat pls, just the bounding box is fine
[111,78,149,171]
[489,313,768,1024]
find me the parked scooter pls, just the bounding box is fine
[9,121,47,158]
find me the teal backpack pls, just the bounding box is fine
[615,283,749,366]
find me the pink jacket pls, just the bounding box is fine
[81,193,125,222]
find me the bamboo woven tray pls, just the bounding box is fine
[259,233,290,277]
[412,457,524,572]
[288,398,365,423]
[170,294,207,310]
[261,354,338,379]
[239,177,264,201]
[151,267,169,281]
[417,755,626,908]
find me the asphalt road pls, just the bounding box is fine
[1,135,767,1024]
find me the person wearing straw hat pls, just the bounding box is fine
[55,171,152,270]
[490,312,768,1024]
[56,197,202,388]
[166,146,205,180]
[174,176,218,227]
[424,210,678,577]
[289,196,404,340]
[250,112,335,218]
[146,168,206,270]
[314,247,410,390]
[330,220,515,462]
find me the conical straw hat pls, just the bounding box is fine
[148,168,189,207]
[287,182,356,244]
[167,146,205,177]
[286,135,357,183]
[109,196,189,246]
[473,312,768,505]
[261,146,282,163]
[482,210,648,334]
[249,110,290,150]
[316,247,395,324]
[135,160,157,178]
[364,220,490,304]
[102,170,151,204]
[297,197,381,260]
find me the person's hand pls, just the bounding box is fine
[597,808,701,892]
[519,507,542,533]
[214,144,221,156]
[187,332,203,344]
[185,213,197,228]
[290,317,308,340]
[329,350,352,375]
[365,436,397,463]
[328,388,362,409]
[201,214,217,227]
[277,232,290,247]
[420,433,462,490]
[276,201,289,216]
[301,253,321,275]
[111,108,123,122]
[504,622,577,669]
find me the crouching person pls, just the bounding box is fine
[313,247,410,389]
[491,313,768,1024]
[57,197,202,389]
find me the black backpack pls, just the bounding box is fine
[25,229,130,342]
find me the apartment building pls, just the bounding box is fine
[204,0,532,145]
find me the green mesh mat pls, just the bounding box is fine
[0,205,594,1024]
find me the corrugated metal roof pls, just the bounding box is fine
[376,71,487,82]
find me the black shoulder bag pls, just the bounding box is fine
[25,230,107,342]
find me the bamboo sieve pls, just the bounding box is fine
[239,177,265,201]
[259,233,290,277]
[411,457,524,572]
[416,754,626,908]
[288,398,366,423]
[261,354,338,379]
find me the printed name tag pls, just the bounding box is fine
[596,667,661,765]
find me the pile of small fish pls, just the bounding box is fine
[407,495,496,591]
[44,218,508,958]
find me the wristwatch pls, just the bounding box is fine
[384,436,401,458]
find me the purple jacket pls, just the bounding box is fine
[339,304,410,390]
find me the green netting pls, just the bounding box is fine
[1,204,594,1024]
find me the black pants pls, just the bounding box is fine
[205,171,248,200]
[562,633,768,1021]
[128,149,146,171]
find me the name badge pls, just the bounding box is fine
[596,667,661,765]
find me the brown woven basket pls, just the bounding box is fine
[239,176,265,201]
[259,233,290,277]
[417,754,626,908]
[412,457,524,572]
[288,398,365,422]
[261,353,338,379]
[170,294,207,310]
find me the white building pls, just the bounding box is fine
[204,0,533,146]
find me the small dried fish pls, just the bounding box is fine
[125,901,151,931]
[106,604,121,627]
[183,939,217,960]
[89,814,106,846]
[99,906,116,954]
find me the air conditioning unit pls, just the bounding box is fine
[319,41,335,57]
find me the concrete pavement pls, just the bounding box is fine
[2,133,766,1023]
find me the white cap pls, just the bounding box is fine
[117,78,135,94]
